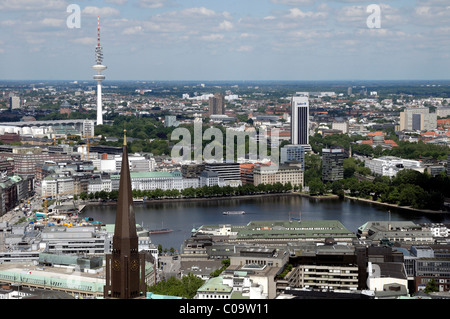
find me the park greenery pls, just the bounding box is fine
[306,133,450,211]
[78,181,300,202]
[94,115,173,155]
[93,115,248,157]
[310,131,450,160]
[146,273,204,299]
[329,169,449,210]
[210,259,231,277]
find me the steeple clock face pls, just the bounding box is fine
[112,259,121,271]
[130,259,139,272]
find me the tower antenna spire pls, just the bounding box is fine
[95,16,104,65]
[97,16,100,47]
[92,16,107,125]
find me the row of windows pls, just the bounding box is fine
[202,294,230,298]
[245,260,274,266]
[0,273,102,293]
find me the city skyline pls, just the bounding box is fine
[0,0,449,81]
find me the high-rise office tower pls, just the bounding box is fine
[208,93,225,116]
[92,17,107,126]
[291,95,309,145]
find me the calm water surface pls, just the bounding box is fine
[81,195,450,251]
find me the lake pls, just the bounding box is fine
[80,194,450,251]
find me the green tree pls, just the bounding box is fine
[385,187,400,204]
[304,153,322,185]
[147,273,204,299]
[79,192,88,200]
[423,279,439,293]
[308,178,325,196]
[358,180,373,198]
[210,259,230,277]
[398,184,427,208]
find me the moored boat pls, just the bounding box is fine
[149,228,173,234]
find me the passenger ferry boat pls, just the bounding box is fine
[223,210,245,215]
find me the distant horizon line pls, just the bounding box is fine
[1,79,450,83]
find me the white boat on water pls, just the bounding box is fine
[223,211,245,215]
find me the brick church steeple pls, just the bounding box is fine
[104,130,146,299]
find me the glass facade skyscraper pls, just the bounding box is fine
[291,95,309,146]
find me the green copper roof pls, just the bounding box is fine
[197,276,232,294]
[130,171,177,178]
[111,171,182,179]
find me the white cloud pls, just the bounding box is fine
[40,18,65,28]
[240,33,256,38]
[70,37,97,45]
[0,0,67,11]
[285,7,327,19]
[26,38,45,45]
[1,1,449,81]
[139,0,168,9]
[219,20,233,31]
[122,26,144,35]
[0,19,17,26]
[235,45,253,52]
[271,0,315,5]
[182,7,216,17]
[200,34,225,41]
[412,4,450,26]
[105,0,128,4]
[335,5,367,24]
[82,6,121,18]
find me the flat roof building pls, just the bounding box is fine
[357,221,434,245]
[195,220,357,246]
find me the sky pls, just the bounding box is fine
[0,0,449,81]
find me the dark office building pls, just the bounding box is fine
[204,162,241,183]
[322,148,344,183]
[181,164,205,178]
[89,145,123,155]
[447,154,450,177]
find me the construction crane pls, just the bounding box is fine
[38,189,79,225]
[82,134,101,161]
[52,134,82,146]
[35,191,51,224]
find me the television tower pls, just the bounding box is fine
[92,16,107,125]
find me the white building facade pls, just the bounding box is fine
[364,156,424,177]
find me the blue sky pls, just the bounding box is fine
[0,0,449,81]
